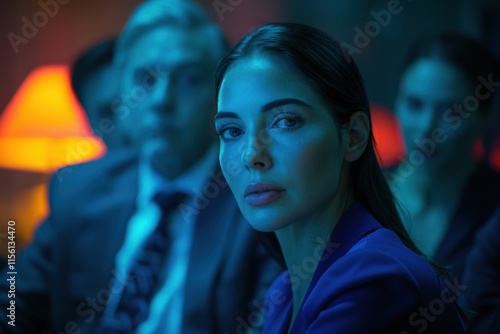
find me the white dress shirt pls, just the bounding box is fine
[102,145,218,333]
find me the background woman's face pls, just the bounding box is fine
[215,55,349,232]
[395,59,484,168]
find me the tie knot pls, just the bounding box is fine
[153,191,186,214]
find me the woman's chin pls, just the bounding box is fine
[243,213,288,233]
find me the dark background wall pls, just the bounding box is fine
[0,0,497,115]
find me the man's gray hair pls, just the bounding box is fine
[114,0,229,73]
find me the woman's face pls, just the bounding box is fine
[215,55,350,232]
[395,59,484,168]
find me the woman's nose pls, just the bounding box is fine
[241,135,272,171]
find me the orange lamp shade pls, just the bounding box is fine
[0,65,106,172]
[0,65,107,253]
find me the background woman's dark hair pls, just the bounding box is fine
[215,22,436,271]
[402,33,500,114]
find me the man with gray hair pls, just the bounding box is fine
[0,1,283,333]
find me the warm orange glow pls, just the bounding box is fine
[371,104,405,168]
[0,170,49,257]
[0,65,106,172]
[0,65,107,255]
[0,137,104,172]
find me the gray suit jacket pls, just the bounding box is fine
[0,149,283,333]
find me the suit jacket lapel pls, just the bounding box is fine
[182,167,239,331]
[76,150,140,304]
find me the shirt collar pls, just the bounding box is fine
[137,145,219,207]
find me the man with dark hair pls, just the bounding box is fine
[71,38,125,149]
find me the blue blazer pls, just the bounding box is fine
[262,202,465,334]
[0,149,283,334]
[462,207,500,334]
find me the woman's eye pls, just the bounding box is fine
[273,115,302,129]
[405,97,423,112]
[218,127,243,141]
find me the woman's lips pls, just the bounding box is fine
[244,183,285,206]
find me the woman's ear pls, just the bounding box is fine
[344,111,369,162]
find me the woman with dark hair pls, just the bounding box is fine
[388,33,500,279]
[214,23,465,333]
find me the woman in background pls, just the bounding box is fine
[389,33,500,279]
[214,22,464,334]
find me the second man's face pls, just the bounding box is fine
[119,26,218,179]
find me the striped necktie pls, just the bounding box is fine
[95,191,185,333]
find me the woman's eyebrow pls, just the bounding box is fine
[261,98,312,113]
[216,98,312,121]
[214,111,239,121]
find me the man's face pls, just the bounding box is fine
[119,26,218,179]
[80,64,123,149]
